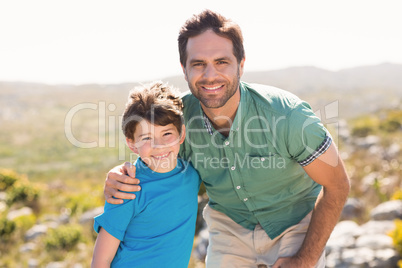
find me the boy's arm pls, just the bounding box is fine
[91,227,121,268]
[104,162,141,204]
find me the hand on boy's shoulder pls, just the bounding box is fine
[124,161,137,179]
[104,162,141,205]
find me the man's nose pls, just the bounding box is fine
[203,64,218,80]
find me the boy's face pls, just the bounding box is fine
[126,119,185,173]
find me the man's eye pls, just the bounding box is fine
[217,61,227,65]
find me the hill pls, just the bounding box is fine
[165,63,402,118]
[1,62,401,121]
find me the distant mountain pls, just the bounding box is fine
[161,63,402,118]
[1,63,401,119]
[159,63,402,94]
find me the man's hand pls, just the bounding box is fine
[272,256,314,268]
[104,162,141,204]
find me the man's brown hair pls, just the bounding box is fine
[122,81,183,140]
[178,9,245,67]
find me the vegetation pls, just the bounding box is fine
[0,82,400,267]
[45,225,83,251]
[390,220,402,268]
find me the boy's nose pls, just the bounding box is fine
[152,139,167,148]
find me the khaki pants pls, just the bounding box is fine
[203,204,326,268]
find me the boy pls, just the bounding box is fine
[91,81,200,267]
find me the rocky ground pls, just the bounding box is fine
[192,198,402,268]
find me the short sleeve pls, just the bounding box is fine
[286,101,332,166]
[94,198,137,241]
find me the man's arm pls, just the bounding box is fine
[273,143,350,268]
[104,162,141,204]
[91,227,120,268]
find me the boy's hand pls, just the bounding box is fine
[104,162,141,204]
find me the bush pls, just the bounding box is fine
[6,180,40,206]
[0,169,21,191]
[391,189,402,200]
[45,224,82,251]
[380,110,402,132]
[0,216,16,239]
[66,192,103,216]
[390,219,402,257]
[13,214,36,231]
[351,116,379,137]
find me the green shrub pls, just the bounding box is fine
[380,110,402,132]
[6,180,40,206]
[13,214,36,231]
[45,224,82,251]
[391,189,402,200]
[390,219,402,257]
[350,116,379,137]
[66,192,103,216]
[0,169,21,191]
[0,216,16,239]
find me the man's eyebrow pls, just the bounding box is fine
[189,59,205,64]
[215,57,231,62]
[189,57,231,64]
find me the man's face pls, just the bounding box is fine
[182,30,245,109]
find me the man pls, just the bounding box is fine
[104,10,350,268]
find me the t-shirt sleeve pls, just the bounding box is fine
[94,197,137,241]
[286,101,332,166]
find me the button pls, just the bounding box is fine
[231,166,235,170]
[224,141,230,146]
[261,157,265,161]
[243,198,248,202]
[236,186,241,189]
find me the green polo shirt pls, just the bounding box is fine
[179,81,331,239]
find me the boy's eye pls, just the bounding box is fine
[163,132,172,136]
[142,137,151,141]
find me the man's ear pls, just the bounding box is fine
[126,138,139,154]
[239,57,245,77]
[179,124,186,144]
[181,64,188,82]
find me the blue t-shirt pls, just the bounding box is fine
[94,158,201,267]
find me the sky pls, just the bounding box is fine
[0,0,401,85]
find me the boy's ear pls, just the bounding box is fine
[179,124,186,144]
[126,138,139,154]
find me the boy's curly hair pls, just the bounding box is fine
[122,81,183,139]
